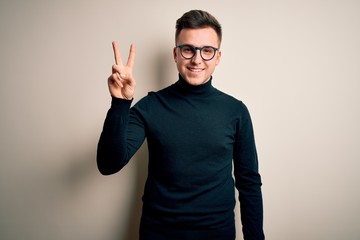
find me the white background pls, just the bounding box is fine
[1,0,359,239]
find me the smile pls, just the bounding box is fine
[188,67,204,72]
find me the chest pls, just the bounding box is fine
[145,98,238,155]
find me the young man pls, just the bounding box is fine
[97,10,264,240]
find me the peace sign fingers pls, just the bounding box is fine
[108,41,136,99]
[112,41,136,67]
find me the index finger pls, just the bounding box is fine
[112,41,123,66]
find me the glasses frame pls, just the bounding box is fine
[176,44,219,61]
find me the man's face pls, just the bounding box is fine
[173,27,221,86]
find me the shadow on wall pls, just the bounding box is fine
[117,48,176,240]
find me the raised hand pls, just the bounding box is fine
[108,41,136,99]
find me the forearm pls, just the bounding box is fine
[97,97,133,175]
[237,172,264,240]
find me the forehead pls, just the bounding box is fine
[176,27,220,47]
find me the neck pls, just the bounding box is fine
[173,74,215,96]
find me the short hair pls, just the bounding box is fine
[175,10,222,45]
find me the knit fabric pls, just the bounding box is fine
[97,75,264,240]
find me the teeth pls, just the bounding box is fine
[189,68,203,72]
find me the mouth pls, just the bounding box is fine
[188,67,204,72]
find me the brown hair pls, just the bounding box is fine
[175,10,222,45]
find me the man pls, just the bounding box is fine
[97,9,264,240]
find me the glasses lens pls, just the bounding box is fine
[201,47,215,60]
[180,45,195,59]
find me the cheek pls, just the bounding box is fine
[174,57,185,66]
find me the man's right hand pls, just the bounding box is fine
[108,41,136,99]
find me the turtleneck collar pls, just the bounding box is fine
[173,74,216,97]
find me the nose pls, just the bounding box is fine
[191,49,202,64]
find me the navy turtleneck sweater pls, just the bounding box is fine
[97,76,264,240]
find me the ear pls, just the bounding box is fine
[173,47,178,63]
[215,50,222,65]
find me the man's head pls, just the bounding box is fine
[174,10,222,86]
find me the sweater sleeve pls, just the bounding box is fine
[233,102,265,240]
[97,97,146,175]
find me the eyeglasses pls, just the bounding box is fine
[176,44,219,61]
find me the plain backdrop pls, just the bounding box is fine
[1,0,359,239]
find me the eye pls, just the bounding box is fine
[202,47,214,55]
[182,45,194,53]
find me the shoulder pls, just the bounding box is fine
[132,85,172,110]
[213,88,249,112]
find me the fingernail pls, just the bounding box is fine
[120,74,126,78]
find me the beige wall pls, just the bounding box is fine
[1,0,359,239]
